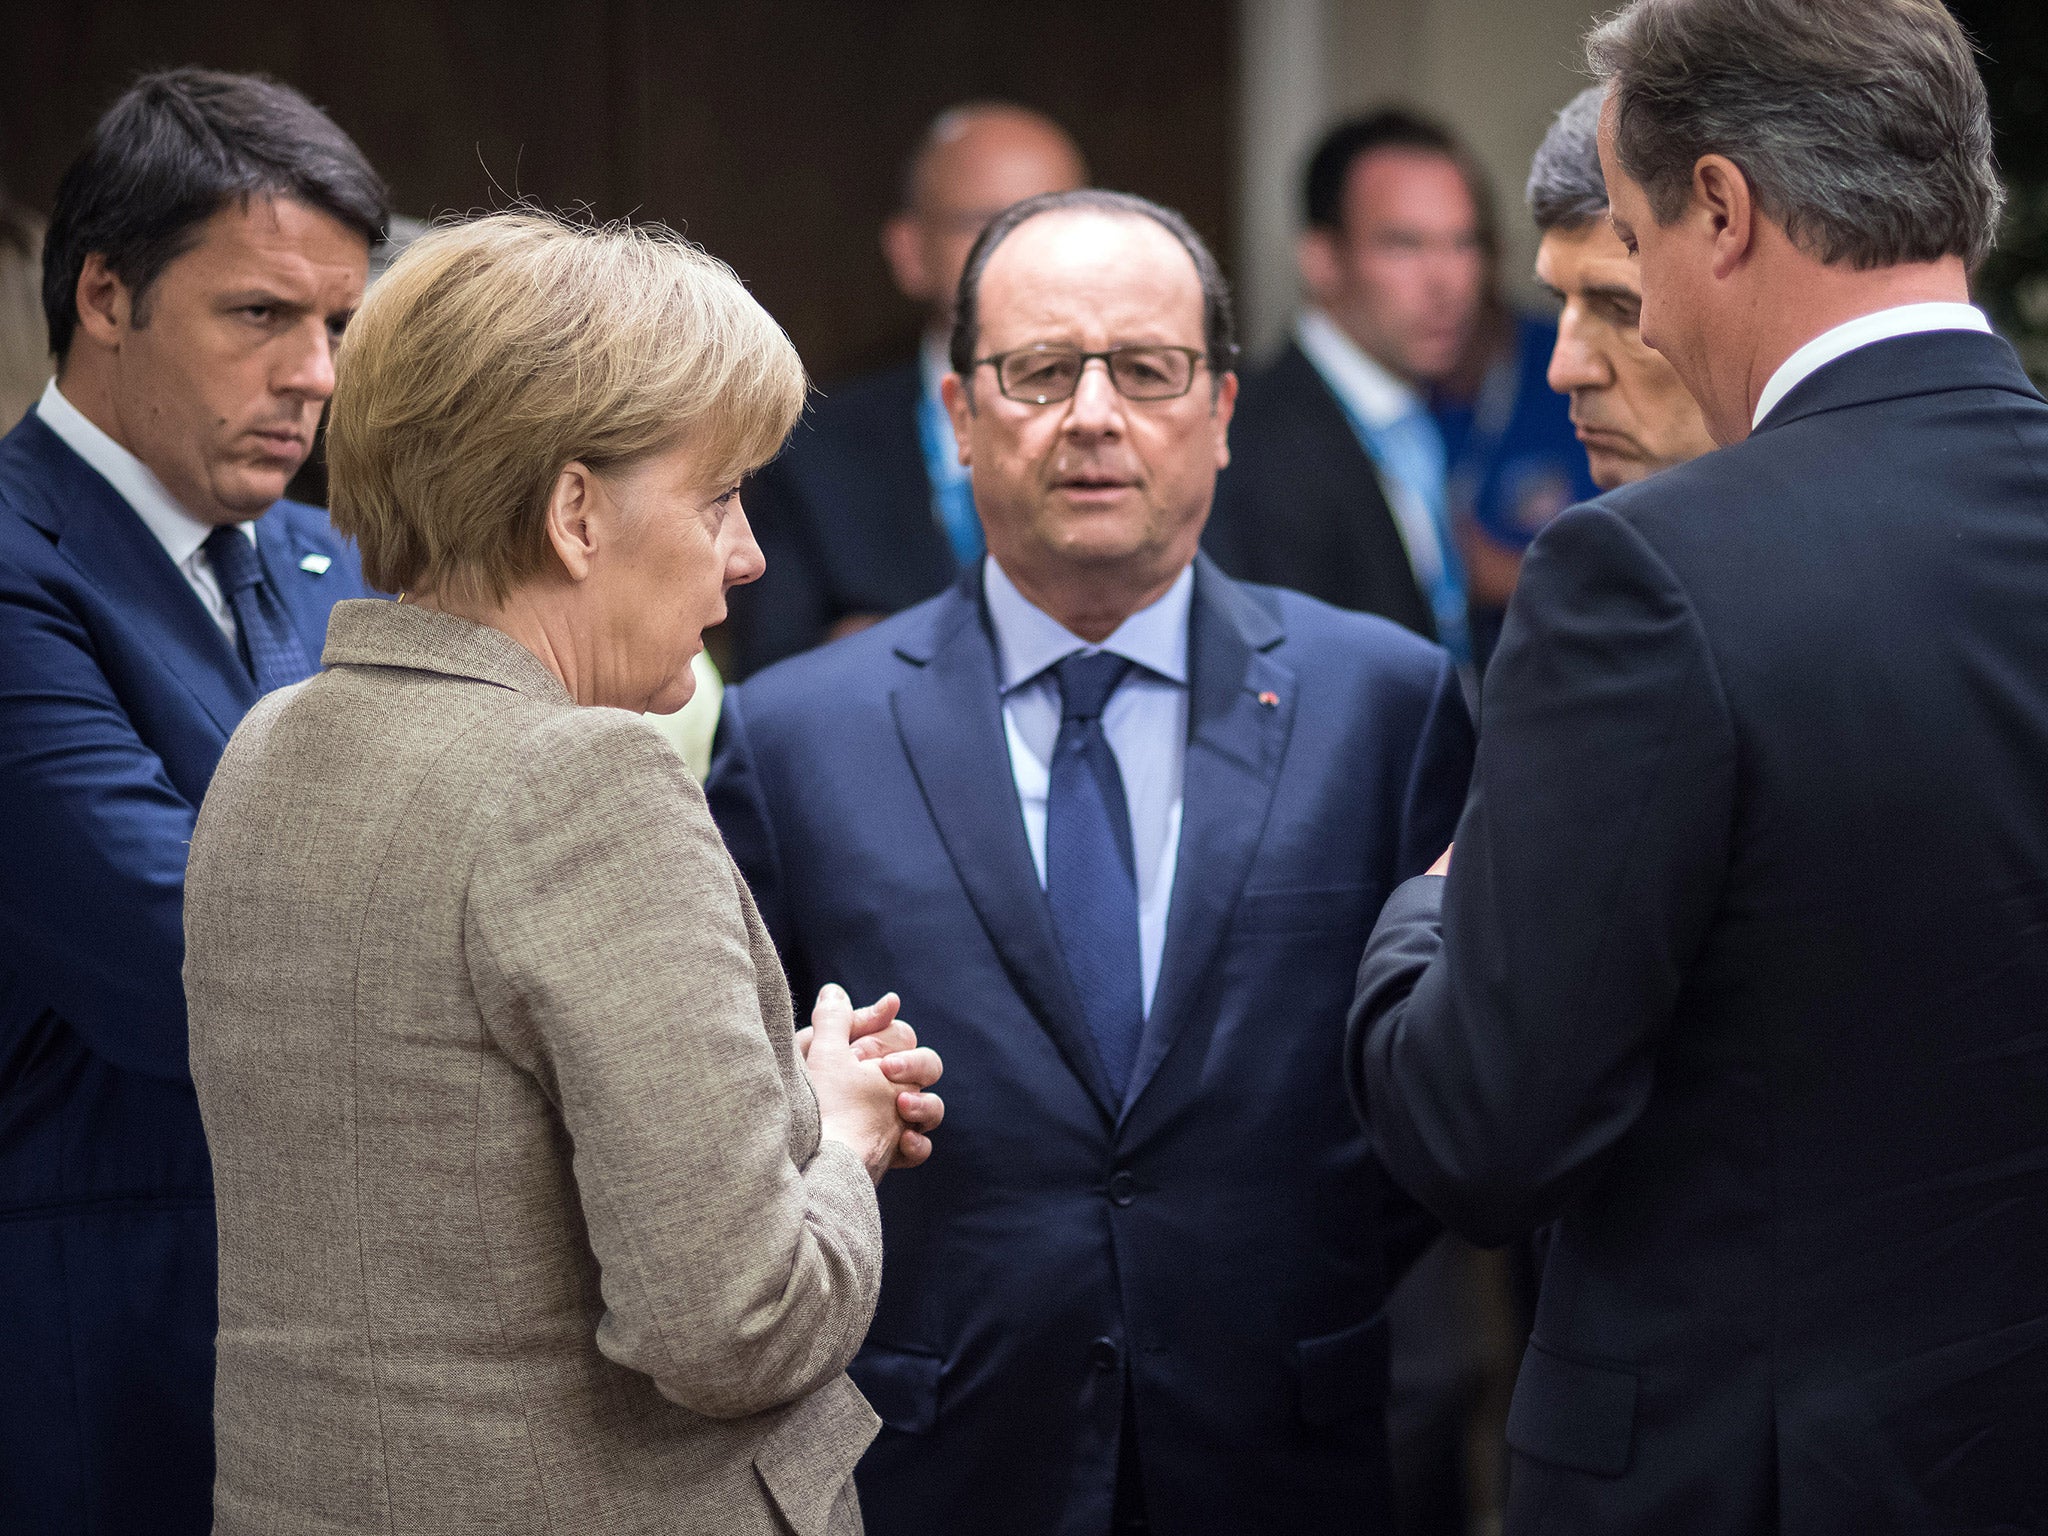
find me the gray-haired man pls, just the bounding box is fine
[1349,0,2048,1530]
[1527,87,1714,489]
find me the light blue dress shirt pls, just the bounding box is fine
[983,555,1190,1016]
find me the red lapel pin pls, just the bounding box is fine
[1257,690,1279,708]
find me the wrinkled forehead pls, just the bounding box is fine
[1537,219,1638,293]
[976,210,1205,347]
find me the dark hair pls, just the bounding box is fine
[948,189,1238,389]
[1527,87,1611,233]
[1302,106,1499,260]
[43,67,388,359]
[1587,0,2005,270]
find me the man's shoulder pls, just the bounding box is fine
[1252,577,1447,685]
[263,497,354,551]
[732,583,964,718]
[0,411,80,525]
[787,360,922,449]
[1231,341,1334,421]
[261,498,371,589]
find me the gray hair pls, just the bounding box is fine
[1587,0,2005,270]
[949,189,1238,388]
[1527,87,1610,233]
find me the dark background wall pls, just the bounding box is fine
[1955,0,2048,381]
[0,0,1237,384]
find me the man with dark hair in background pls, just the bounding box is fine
[711,188,1471,1534]
[726,102,1085,675]
[1205,108,1592,679]
[1527,87,1714,490]
[0,68,384,1531]
[1351,1,2047,1530]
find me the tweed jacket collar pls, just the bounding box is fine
[321,598,573,706]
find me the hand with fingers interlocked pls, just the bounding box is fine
[799,985,945,1181]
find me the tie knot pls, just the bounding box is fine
[203,525,264,594]
[1053,651,1133,724]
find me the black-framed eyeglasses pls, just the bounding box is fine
[974,344,1211,404]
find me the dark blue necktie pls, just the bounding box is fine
[203,525,314,694]
[1045,651,1144,1098]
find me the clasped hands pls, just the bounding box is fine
[799,985,944,1184]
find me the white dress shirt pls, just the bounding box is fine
[983,555,1190,1016]
[1753,302,1991,430]
[1292,307,1451,597]
[35,377,252,643]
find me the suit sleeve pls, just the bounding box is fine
[1397,651,1474,879]
[1377,648,1475,1277]
[466,713,880,1420]
[1346,505,1736,1245]
[704,684,808,1006]
[0,562,199,1080]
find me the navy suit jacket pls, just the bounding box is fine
[1202,341,1437,641]
[1349,331,2048,1534]
[708,556,1472,1535]
[727,360,960,676]
[0,412,369,1534]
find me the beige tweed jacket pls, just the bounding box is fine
[184,599,882,1536]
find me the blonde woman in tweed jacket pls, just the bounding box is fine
[184,212,944,1536]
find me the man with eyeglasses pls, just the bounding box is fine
[727,102,1086,676]
[709,189,1472,1536]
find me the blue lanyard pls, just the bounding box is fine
[917,381,983,570]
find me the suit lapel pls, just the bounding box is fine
[9,416,257,734]
[255,509,342,661]
[1124,559,1295,1118]
[890,579,1119,1123]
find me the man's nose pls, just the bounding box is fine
[1062,357,1123,435]
[277,319,339,402]
[1548,309,1612,394]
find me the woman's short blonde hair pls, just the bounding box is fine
[328,210,806,603]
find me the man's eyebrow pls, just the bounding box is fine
[1582,283,1642,305]
[216,287,304,309]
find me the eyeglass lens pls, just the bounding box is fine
[998,346,1196,403]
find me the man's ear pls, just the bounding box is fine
[1210,370,1239,471]
[1693,154,1755,282]
[72,252,135,349]
[939,370,974,463]
[1296,228,1343,307]
[881,214,932,306]
[543,462,603,581]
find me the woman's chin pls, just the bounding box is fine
[647,670,698,718]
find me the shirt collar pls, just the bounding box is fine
[1294,307,1421,431]
[983,554,1192,693]
[1753,302,1992,430]
[35,377,254,561]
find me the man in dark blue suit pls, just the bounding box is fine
[710,189,1471,1534]
[1350,2,2048,1532]
[0,70,384,1534]
[727,102,1085,675]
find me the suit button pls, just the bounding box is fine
[1091,1337,1121,1372]
[1108,1170,1136,1206]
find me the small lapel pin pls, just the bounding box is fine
[298,552,332,576]
[1256,690,1279,708]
